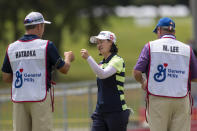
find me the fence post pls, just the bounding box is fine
[63,91,68,131]
[88,85,93,131]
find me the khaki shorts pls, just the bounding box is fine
[147,95,191,131]
[13,93,53,131]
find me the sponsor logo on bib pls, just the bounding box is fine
[154,63,186,82]
[15,68,42,88]
[154,63,167,82]
[15,68,23,88]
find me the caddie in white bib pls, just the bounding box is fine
[147,35,191,98]
[7,39,48,102]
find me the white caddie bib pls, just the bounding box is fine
[148,35,191,97]
[7,39,48,102]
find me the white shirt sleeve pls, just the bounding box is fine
[86,56,117,79]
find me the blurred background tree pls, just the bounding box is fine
[0,0,119,48]
[0,0,189,48]
[0,0,192,82]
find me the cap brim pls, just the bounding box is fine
[44,20,51,24]
[153,26,158,33]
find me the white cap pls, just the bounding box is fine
[24,12,51,26]
[90,31,116,44]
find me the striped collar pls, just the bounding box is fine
[160,34,176,39]
[102,53,116,63]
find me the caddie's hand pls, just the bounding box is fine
[64,51,75,62]
[80,49,89,59]
[141,79,147,90]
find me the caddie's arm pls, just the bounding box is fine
[47,41,75,75]
[190,50,197,82]
[133,70,147,90]
[2,52,13,83]
[2,72,13,83]
[192,78,197,82]
[59,51,75,74]
[133,44,149,90]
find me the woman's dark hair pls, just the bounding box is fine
[110,42,118,54]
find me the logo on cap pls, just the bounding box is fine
[110,34,114,41]
[99,32,106,36]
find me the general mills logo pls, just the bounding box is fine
[15,68,23,88]
[154,63,168,82]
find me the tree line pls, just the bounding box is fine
[0,0,188,49]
